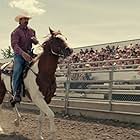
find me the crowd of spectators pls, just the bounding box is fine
[59,43,140,70]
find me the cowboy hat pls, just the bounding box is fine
[15,14,32,22]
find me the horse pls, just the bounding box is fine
[0,28,73,140]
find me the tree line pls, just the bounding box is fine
[1,46,14,59]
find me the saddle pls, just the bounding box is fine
[1,61,13,76]
[1,61,32,77]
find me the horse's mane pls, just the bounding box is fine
[41,33,68,52]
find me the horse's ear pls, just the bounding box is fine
[49,27,54,35]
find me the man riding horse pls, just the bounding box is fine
[11,13,39,103]
[0,20,73,139]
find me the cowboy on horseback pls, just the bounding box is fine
[0,24,73,138]
[11,13,39,104]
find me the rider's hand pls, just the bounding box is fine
[22,52,32,62]
[31,37,39,45]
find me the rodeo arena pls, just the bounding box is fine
[1,38,140,140]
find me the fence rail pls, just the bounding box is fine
[55,58,140,115]
[1,57,140,120]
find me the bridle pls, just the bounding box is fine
[51,49,64,57]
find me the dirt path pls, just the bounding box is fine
[0,109,140,140]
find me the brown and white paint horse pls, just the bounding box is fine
[0,28,73,140]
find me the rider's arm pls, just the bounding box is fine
[11,31,32,62]
[31,30,39,45]
[11,31,23,55]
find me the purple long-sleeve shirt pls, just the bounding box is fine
[11,25,37,55]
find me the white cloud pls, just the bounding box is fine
[9,0,46,15]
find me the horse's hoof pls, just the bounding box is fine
[36,135,44,140]
[10,100,16,107]
[39,135,44,140]
[0,126,5,134]
[14,119,20,127]
[48,132,56,140]
[10,98,21,108]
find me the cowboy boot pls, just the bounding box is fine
[10,91,21,107]
[13,94,21,103]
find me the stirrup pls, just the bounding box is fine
[10,96,21,107]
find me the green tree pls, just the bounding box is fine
[1,46,14,58]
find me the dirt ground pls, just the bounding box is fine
[0,109,140,140]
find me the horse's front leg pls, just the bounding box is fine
[32,95,56,140]
[37,110,45,140]
[13,104,22,127]
[0,125,4,134]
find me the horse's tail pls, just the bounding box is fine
[0,67,2,81]
[0,68,6,104]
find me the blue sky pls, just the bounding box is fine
[0,0,140,55]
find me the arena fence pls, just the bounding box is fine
[1,57,140,123]
[55,58,140,115]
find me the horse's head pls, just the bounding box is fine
[42,28,73,58]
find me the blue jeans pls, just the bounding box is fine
[12,55,26,96]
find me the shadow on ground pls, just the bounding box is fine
[0,133,30,140]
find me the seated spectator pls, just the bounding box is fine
[59,42,140,70]
[90,48,94,53]
[80,49,84,55]
[85,48,89,54]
